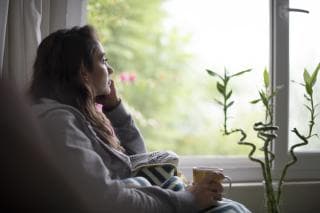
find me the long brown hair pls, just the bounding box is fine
[29,25,123,152]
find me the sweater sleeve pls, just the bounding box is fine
[103,101,147,155]
[39,109,198,213]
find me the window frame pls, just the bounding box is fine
[180,0,320,183]
[273,0,320,181]
[84,0,320,183]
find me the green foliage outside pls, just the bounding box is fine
[87,0,261,155]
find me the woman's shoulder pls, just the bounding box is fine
[31,98,94,145]
[31,98,87,124]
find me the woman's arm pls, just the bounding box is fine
[37,109,197,213]
[96,80,147,155]
[103,101,147,155]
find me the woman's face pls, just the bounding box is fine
[86,41,114,96]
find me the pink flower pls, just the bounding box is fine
[119,71,137,83]
[120,72,129,82]
[129,72,136,82]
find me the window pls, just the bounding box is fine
[289,0,320,152]
[87,0,268,156]
[87,0,320,182]
[273,0,320,181]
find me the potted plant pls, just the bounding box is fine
[206,63,319,213]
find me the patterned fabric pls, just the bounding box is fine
[132,163,177,186]
[130,151,179,169]
[122,176,185,191]
[122,176,152,188]
[160,176,185,191]
[129,151,183,190]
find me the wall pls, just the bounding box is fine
[226,181,320,213]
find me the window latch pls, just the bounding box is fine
[288,8,309,14]
[280,6,309,19]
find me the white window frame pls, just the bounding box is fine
[272,0,320,181]
[83,0,320,183]
[180,0,320,183]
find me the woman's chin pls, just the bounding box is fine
[105,88,111,95]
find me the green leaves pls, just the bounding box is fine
[226,90,233,100]
[206,67,251,133]
[207,67,251,103]
[259,91,269,107]
[250,68,282,119]
[231,69,252,77]
[263,68,270,88]
[250,99,260,104]
[227,101,234,108]
[217,82,225,95]
[303,63,320,96]
[214,98,223,106]
[304,69,312,95]
[206,69,223,81]
[291,63,319,149]
[310,63,320,86]
[303,69,311,85]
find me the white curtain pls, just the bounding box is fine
[0,0,87,91]
[0,0,10,81]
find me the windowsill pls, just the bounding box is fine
[179,155,262,182]
[179,155,320,183]
[227,180,320,187]
[179,155,258,168]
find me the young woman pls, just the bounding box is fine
[29,25,249,212]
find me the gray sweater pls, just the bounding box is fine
[31,98,198,213]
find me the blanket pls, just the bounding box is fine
[124,151,251,213]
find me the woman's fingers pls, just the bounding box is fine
[212,190,223,201]
[209,182,224,193]
[95,80,121,109]
[189,173,226,210]
[198,174,224,193]
[108,79,117,98]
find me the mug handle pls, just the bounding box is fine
[222,176,232,194]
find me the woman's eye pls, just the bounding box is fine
[102,57,108,64]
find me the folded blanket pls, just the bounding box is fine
[129,151,182,187]
[130,151,179,169]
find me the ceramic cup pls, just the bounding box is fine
[192,166,232,193]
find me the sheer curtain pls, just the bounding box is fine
[0,0,86,91]
[0,0,9,82]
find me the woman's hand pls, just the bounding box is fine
[95,80,121,110]
[187,174,224,210]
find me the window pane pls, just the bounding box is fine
[87,0,269,155]
[289,0,320,152]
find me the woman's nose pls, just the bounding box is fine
[107,65,114,74]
